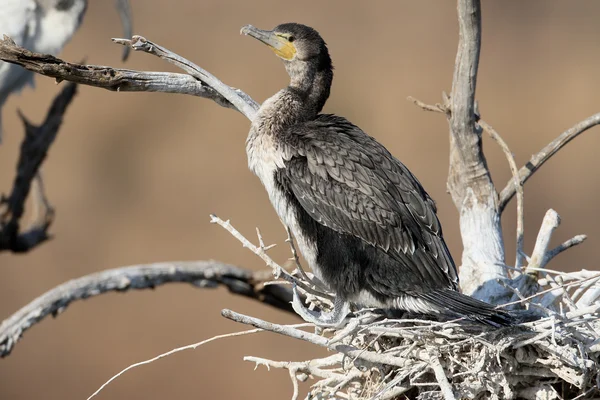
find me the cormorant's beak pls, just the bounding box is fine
[115,0,133,61]
[241,25,296,60]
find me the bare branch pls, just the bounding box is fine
[0,35,258,118]
[244,354,351,400]
[210,214,332,300]
[527,209,560,274]
[113,36,258,118]
[0,82,77,252]
[446,0,508,298]
[479,119,525,269]
[407,96,446,114]
[429,355,456,400]
[0,261,295,357]
[499,113,600,212]
[544,234,587,267]
[447,0,492,208]
[221,309,415,369]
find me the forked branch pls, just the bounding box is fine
[0,35,258,118]
[445,0,508,297]
[0,82,77,252]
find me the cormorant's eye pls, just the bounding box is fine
[288,36,295,42]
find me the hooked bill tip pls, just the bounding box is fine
[240,25,254,35]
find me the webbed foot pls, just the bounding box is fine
[291,284,350,328]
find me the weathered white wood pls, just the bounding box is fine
[457,190,507,299]
[446,0,509,299]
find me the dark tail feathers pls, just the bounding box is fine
[420,290,515,328]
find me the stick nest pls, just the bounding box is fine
[254,276,600,400]
[211,215,600,400]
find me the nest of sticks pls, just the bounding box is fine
[213,214,600,400]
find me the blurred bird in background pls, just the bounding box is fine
[0,0,132,143]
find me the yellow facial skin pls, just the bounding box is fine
[272,34,297,60]
[241,25,297,61]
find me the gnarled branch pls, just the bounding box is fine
[0,261,294,357]
[0,35,258,118]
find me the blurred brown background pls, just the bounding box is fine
[1,1,600,399]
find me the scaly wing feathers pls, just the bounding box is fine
[280,114,458,290]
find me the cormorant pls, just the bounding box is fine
[241,23,512,327]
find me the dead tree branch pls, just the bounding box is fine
[0,261,294,357]
[0,82,77,252]
[0,36,258,117]
[499,112,600,212]
[478,119,525,270]
[113,36,258,118]
[445,0,508,299]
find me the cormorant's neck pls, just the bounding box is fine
[285,54,333,118]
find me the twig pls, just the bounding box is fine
[571,273,600,304]
[499,273,600,309]
[285,226,329,293]
[576,284,600,308]
[245,354,343,378]
[407,96,446,114]
[0,261,294,357]
[210,215,282,273]
[286,226,309,281]
[526,210,560,275]
[210,214,332,300]
[245,354,347,400]
[544,235,587,267]
[478,119,525,269]
[0,36,258,117]
[0,82,77,252]
[87,328,265,400]
[499,113,600,212]
[221,309,415,369]
[429,355,456,400]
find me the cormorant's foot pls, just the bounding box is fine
[291,285,350,328]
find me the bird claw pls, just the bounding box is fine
[291,284,350,328]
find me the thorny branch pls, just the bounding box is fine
[0,82,77,252]
[0,261,294,357]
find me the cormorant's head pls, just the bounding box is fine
[242,23,333,113]
[241,23,332,77]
